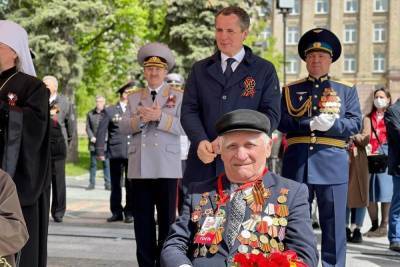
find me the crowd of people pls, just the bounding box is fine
[0,5,399,267]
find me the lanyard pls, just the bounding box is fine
[216,167,268,210]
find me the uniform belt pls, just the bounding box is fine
[286,136,346,148]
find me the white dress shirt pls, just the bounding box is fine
[220,47,245,73]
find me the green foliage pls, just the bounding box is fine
[65,137,90,177]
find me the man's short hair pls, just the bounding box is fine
[95,95,105,101]
[215,6,250,31]
[43,75,58,90]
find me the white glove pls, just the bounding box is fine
[310,114,336,132]
[90,137,96,143]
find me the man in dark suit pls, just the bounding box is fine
[43,75,74,223]
[278,28,362,266]
[181,6,281,188]
[385,98,400,252]
[96,82,135,223]
[161,109,318,267]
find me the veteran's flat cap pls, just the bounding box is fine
[137,42,175,71]
[298,28,342,62]
[216,109,271,135]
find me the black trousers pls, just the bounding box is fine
[132,178,178,267]
[20,187,50,267]
[109,158,134,216]
[51,158,66,218]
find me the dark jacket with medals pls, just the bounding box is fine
[95,102,131,160]
[161,172,318,267]
[0,67,51,207]
[181,46,281,184]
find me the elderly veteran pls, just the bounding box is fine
[278,28,362,267]
[161,109,318,267]
[119,42,184,267]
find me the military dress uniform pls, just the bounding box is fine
[119,42,184,267]
[278,28,362,267]
[95,85,134,222]
[161,110,318,267]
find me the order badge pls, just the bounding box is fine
[194,216,223,245]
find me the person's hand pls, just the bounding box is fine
[197,140,217,164]
[211,137,221,155]
[138,101,162,122]
[310,113,335,132]
[97,156,105,161]
[90,137,96,143]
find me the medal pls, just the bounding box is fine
[191,210,201,222]
[263,215,273,226]
[251,249,260,255]
[238,244,249,254]
[193,245,199,257]
[265,203,275,215]
[278,241,285,252]
[270,238,278,249]
[241,76,256,97]
[256,220,268,234]
[277,195,287,204]
[204,208,214,216]
[278,226,286,241]
[199,245,208,256]
[279,217,288,227]
[209,244,219,254]
[199,196,208,206]
[249,233,259,248]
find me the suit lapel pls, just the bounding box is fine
[206,54,225,86]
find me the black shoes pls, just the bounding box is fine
[350,228,363,243]
[124,215,134,224]
[389,242,400,252]
[86,184,95,190]
[346,227,352,242]
[107,214,123,222]
[105,184,111,191]
[53,216,63,223]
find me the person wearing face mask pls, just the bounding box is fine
[364,88,393,238]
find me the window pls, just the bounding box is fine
[260,27,271,40]
[373,23,386,42]
[344,55,356,73]
[286,27,299,45]
[344,24,357,43]
[373,53,385,73]
[286,56,299,74]
[290,0,300,15]
[374,0,388,12]
[344,0,358,13]
[315,0,329,14]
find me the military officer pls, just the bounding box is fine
[278,28,362,267]
[161,109,318,267]
[119,42,184,267]
[181,6,281,189]
[95,81,135,223]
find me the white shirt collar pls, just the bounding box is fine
[49,93,57,104]
[119,101,127,112]
[221,47,245,72]
[147,82,164,94]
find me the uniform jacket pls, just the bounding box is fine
[181,46,281,183]
[119,83,184,178]
[86,108,106,152]
[95,102,132,159]
[161,171,318,267]
[0,67,51,206]
[348,116,370,208]
[385,99,400,176]
[278,76,361,185]
[0,169,29,267]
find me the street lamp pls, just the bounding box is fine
[276,0,294,85]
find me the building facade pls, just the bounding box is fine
[268,0,400,112]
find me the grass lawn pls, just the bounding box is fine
[65,137,90,177]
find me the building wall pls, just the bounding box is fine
[270,0,400,112]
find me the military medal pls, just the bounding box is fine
[238,244,249,254]
[241,77,256,97]
[209,244,219,254]
[204,208,214,216]
[256,220,268,234]
[249,233,259,248]
[319,88,341,118]
[199,245,208,257]
[238,230,251,245]
[251,249,260,255]
[7,92,17,106]
[279,218,288,227]
[165,94,176,108]
[193,245,199,257]
[278,241,285,252]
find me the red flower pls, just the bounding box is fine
[232,250,307,267]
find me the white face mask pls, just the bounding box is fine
[374,98,388,109]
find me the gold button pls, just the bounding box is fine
[315,84,319,88]
[314,95,318,98]
[313,106,317,110]
[310,136,317,143]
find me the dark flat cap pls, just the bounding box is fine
[298,28,342,62]
[117,81,136,95]
[216,109,271,135]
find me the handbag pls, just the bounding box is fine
[367,118,388,173]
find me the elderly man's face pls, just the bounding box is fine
[43,79,57,96]
[305,51,332,78]
[221,131,271,183]
[144,66,167,89]
[0,42,17,71]
[96,98,106,111]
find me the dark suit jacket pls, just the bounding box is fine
[385,99,400,176]
[181,46,281,184]
[95,102,131,159]
[86,108,106,152]
[161,172,318,267]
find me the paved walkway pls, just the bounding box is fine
[47,173,400,266]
